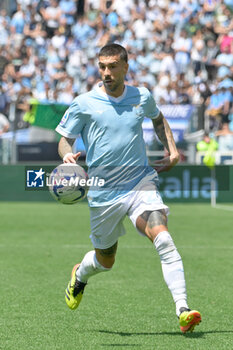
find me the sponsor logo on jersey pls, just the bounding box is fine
[60,110,69,126]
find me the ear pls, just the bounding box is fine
[124,62,129,74]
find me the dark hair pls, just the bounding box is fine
[98,43,128,63]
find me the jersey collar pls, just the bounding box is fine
[96,82,128,103]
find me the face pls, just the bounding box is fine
[98,55,128,97]
[204,135,210,143]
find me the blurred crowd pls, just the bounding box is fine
[0,0,233,145]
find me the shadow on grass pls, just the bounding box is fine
[96,329,233,338]
[96,329,202,337]
[93,329,233,348]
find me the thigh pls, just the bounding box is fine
[89,201,127,249]
[128,184,169,235]
[136,209,168,241]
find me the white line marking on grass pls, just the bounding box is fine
[1,244,232,249]
[63,244,93,249]
[178,245,233,249]
[212,204,233,212]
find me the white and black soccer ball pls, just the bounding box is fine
[49,163,87,204]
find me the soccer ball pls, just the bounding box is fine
[49,163,87,204]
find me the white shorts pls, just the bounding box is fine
[89,176,169,249]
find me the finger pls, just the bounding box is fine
[63,152,81,163]
[64,156,76,164]
[73,152,81,160]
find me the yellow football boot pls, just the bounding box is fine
[65,264,87,310]
[179,308,202,333]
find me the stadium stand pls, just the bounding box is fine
[0,0,232,163]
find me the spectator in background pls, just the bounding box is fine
[72,15,96,48]
[60,0,77,27]
[57,76,75,104]
[205,86,225,130]
[51,28,66,50]
[153,72,170,104]
[17,0,35,11]
[112,0,133,23]
[137,67,156,92]
[86,57,98,79]
[0,47,9,79]
[196,133,218,153]
[203,39,219,81]
[217,32,233,54]
[0,0,232,139]
[215,123,233,151]
[0,112,10,135]
[177,86,191,105]
[191,29,205,76]
[173,29,192,74]
[218,85,233,122]
[0,84,10,116]
[0,11,10,47]
[214,45,233,78]
[191,81,212,105]
[185,15,202,37]
[160,49,177,80]
[10,3,25,35]
[40,0,62,38]
[206,82,233,130]
[17,55,36,90]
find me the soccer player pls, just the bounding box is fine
[56,43,201,333]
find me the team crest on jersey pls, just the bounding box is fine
[133,104,143,117]
[60,110,69,126]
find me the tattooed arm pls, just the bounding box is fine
[58,136,81,163]
[152,112,180,173]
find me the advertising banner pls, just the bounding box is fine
[142,105,194,145]
[0,165,232,203]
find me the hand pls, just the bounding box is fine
[63,152,81,164]
[154,153,180,173]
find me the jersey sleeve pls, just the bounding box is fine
[55,99,86,138]
[142,88,160,120]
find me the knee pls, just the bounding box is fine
[146,225,168,242]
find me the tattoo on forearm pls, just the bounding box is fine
[154,119,170,151]
[153,116,177,154]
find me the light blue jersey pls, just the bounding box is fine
[56,83,160,206]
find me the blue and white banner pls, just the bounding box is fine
[143,104,194,144]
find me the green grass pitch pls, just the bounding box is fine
[0,202,232,350]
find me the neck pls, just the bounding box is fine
[100,83,125,98]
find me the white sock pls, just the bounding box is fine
[76,250,111,283]
[153,231,189,317]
